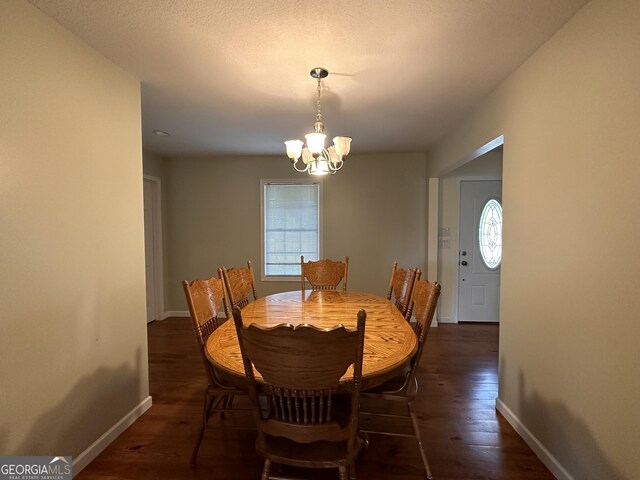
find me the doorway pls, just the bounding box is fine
[143,175,163,323]
[435,137,503,324]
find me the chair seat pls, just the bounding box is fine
[365,366,411,395]
[257,435,357,468]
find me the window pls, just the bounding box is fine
[478,198,502,269]
[261,180,322,279]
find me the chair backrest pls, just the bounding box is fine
[182,276,228,385]
[220,260,258,317]
[300,255,349,291]
[386,261,421,318]
[233,307,366,448]
[405,280,441,393]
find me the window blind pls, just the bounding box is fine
[264,183,319,276]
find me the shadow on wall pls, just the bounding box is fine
[0,348,144,458]
[499,359,624,480]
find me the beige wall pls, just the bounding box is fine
[427,0,640,478]
[165,153,426,311]
[438,150,503,322]
[0,0,148,460]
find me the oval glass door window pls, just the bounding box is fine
[478,199,502,269]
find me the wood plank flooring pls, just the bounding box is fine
[77,319,554,480]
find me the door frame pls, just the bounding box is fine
[143,175,164,321]
[429,134,504,323]
[455,177,502,323]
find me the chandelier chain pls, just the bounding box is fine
[316,77,322,122]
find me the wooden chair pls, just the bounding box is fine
[301,255,349,291]
[220,260,258,317]
[182,276,248,465]
[360,279,441,479]
[233,307,366,480]
[386,261,421,319]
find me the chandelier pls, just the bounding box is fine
[285,67,352,176]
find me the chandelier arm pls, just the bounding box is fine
[291,158,309,173]
[329,158,344,171]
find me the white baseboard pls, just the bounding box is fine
[73,396,152,476]
[162,310,189,319]
[495,397,573,480]
[437,316,457,324]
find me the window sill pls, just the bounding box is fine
[260,275,301,282]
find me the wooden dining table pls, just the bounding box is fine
[205,290,418,390]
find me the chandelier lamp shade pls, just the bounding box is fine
[285,67,352,176]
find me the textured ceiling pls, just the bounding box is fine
[29,0,589,157]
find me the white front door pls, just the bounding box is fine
[458,180,502,322]
[143,179,156,323]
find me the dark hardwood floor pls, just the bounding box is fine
[77,319,554,480]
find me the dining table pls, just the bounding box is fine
[205,289,417,390]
